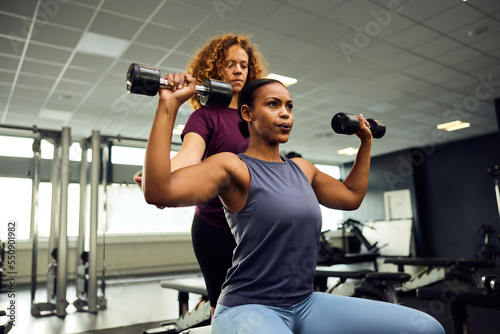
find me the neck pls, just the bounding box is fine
[228,94,239,109]
[244,141,282,162]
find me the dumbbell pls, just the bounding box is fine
[482,275,500,294]
[331,112,386,139]
[126,63,233,108]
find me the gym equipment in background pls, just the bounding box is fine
[31,128,71,318]
[142,276,211,334]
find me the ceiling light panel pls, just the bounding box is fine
[76,32,130,58]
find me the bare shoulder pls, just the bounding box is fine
[204,152,247,175]
[289,157,316,182]
[205,152,250,195]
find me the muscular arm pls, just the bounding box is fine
[297,114,373,210]
[142,74,235,208]
[171,132,206,172]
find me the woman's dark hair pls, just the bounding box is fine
[237,78,285,138]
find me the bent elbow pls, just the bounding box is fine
[144,189,167,207]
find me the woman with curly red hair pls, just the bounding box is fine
[141,33,267,315]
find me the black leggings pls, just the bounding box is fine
[191,215,236,307]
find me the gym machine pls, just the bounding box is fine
[417,274,500,334]
[0,241,5,293]
[0,306,12,334]
[31,127,71,317]
[73,130,108,313]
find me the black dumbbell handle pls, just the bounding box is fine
[158,78,210,95]
[126,78,210,96]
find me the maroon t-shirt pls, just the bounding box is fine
[181,106,249,229]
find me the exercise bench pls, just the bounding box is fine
[384,257,496,292]
[142,276,211,334]
[0,307,12,334]
[417,283,500,334]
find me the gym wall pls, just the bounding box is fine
[344,132,500,259]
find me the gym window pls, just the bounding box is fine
[315,164,343,231]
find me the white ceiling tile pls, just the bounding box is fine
[413,85,451,100]
[101,0,164,20]
[247,26,288,52]
[387,25,440,49]
[434,47,484,67]
[159,53,192,72]
[356,41,403,62]
[227,0,282,22]
[423,4,485,34]
[403,61,448,78]
[269,37,317,61]
[0,74,16,92]
[287,0,345,16]
[0,0,38,17]
[369,14,415,40]
[377,50,425,70]
[456,55,498,76]
[192,14,255,40]
[134,23,186,50]
[406,99,440,112]
[152,2,209,32]
[370,72,414,88]
[363,87,405,103]
[0,55,22,72]
[89,11,145,40]
[350,63,393,81]
[69,53,115,71]
[325,0,385,27]
[295,18,350,46]
[397,0,458,21]
[122,43,171,66]
[433,91,467,105]
[446,17,500,44]
[54,80,93,96]
[301,68,345,86]
[43,2,97,30]
[411,36,463,59]
[0,36,25,57]
[275,61,319,82]
[423,68,466,85]
[20,59,63,77]
[465,0,500,14]
[471,33,500,54]
[259,4,318,35]
[31,24,82,49]
[301,48,347,71]
[0,13,31,43]
[24,43,72,63]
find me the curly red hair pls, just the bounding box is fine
[186,33,267,110]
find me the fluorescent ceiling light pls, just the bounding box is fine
[39,108,72,121]
[266,73,297,86]
[76,32,129,58]
[337,147,358,156]
[437,120,470,132]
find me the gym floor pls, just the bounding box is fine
[2,267,500,334]
[0,273,204,334]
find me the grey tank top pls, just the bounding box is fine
[219,153,322,307]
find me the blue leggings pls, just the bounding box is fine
[212,292,444,334]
